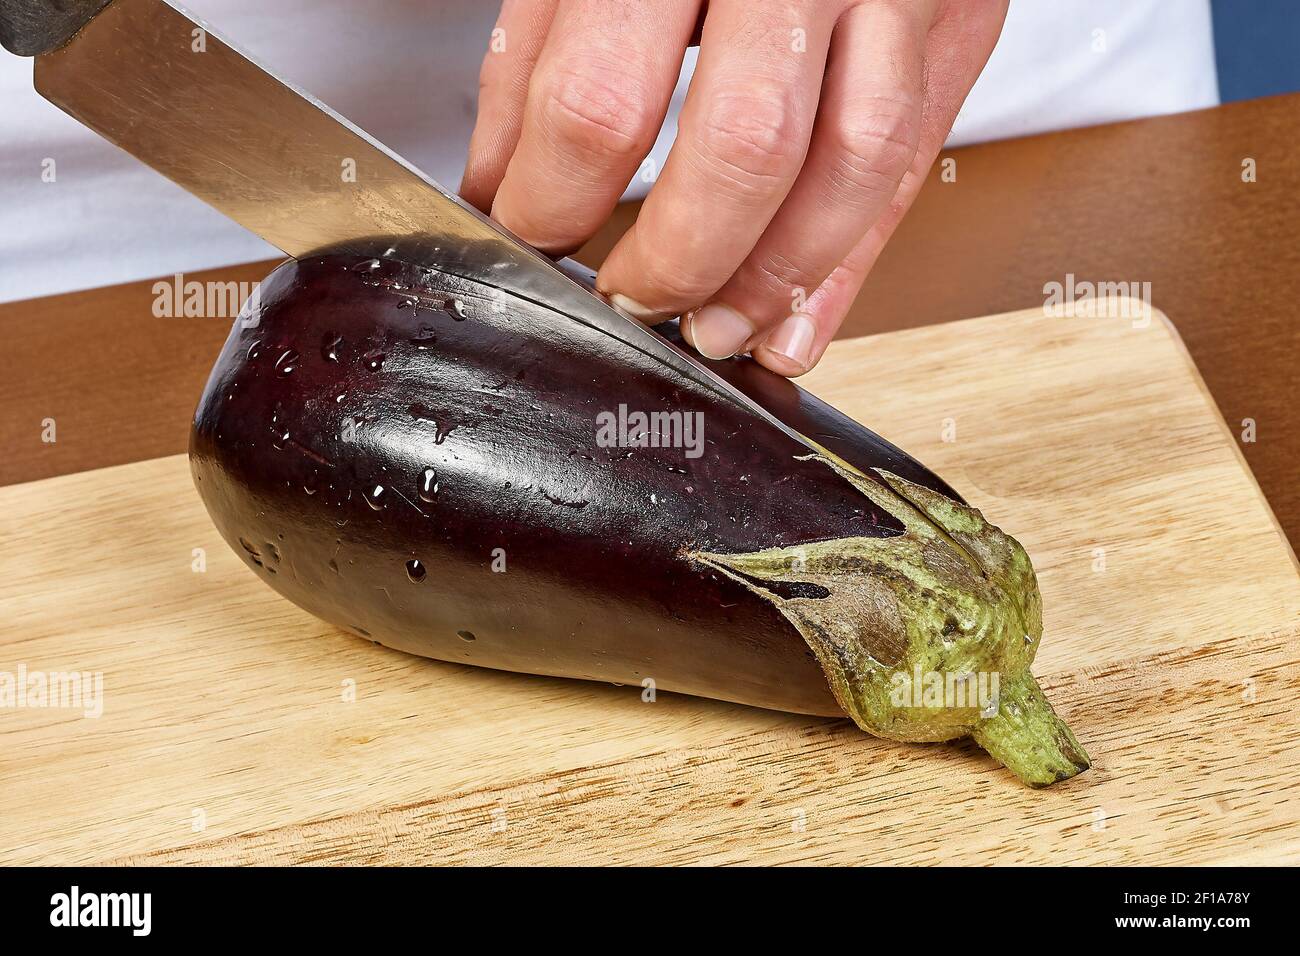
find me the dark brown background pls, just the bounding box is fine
[2,93,1296,549]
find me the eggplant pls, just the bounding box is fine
[190,254,1089,786]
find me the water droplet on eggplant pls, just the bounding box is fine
[408,327,438,348]
[274,348,299,376]
[322,333,343,362]
[418,467,439,502]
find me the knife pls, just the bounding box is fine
[0,0,815,449]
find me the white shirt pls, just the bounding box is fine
[0,0,1217,303]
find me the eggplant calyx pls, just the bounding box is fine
[972,670,1091,787]
[691,451,1089,786]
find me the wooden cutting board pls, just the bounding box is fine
[2,302,1297,866]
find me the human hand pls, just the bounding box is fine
[462,0,1007,376]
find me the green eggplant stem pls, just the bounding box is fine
[972,670,1091,787]
[693,450,1092,788]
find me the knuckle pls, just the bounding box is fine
[479,66,524,104]
[750,252,816,299]
[828,97,921,197]
[637,246,724,307]
[693,89,806,192]
[536,64,658,161]
[499,212,586,255]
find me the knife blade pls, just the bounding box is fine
[9,0,814,448]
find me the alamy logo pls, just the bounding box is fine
[152,273,261,324]
[0,665,102,718]
[50,886,151,936]
[595,404,704,459]
[1043,273,1151,327]
[890,667,1000,715]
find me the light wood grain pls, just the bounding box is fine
[1,304,1297,866]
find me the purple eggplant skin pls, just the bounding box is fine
[190,254,913,713]
[657,322,966,506]
[191,254,1089,786]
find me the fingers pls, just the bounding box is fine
[750,0,1009,377]
[464,0,1007,380]
[461,0,559,213]
[595,0,839,327]
[487,0,699,255]
[693,0,932,364]
[748,225,881,376]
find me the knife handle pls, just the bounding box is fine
[0,0,113,57]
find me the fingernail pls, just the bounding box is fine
[690,303,755,360]
[763,312,816,370]
[680,310,698,348]
[609,294,670,324]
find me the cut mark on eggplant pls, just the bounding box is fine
[389,485,427,518]
[285,438,335,469]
